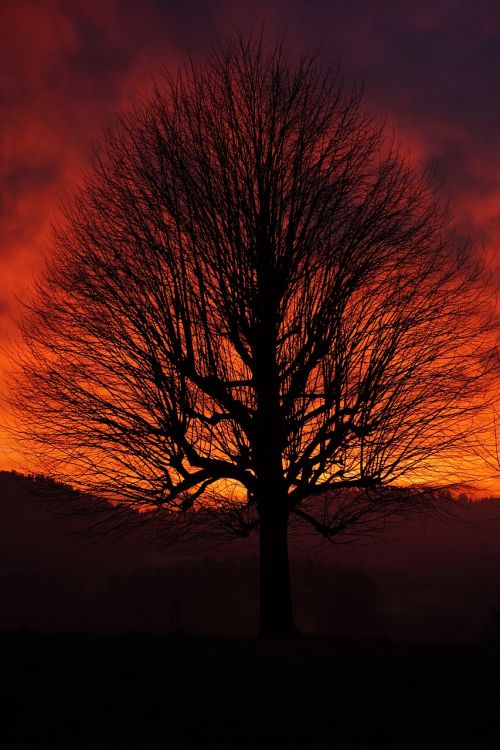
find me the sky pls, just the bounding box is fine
[2,0,500,486]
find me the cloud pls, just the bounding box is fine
[2,0,499,300]
[1,0,500,467]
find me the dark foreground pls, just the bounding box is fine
[2,633,500,748]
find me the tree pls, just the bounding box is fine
[10,32,495,636]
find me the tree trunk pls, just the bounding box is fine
[258,506,296,637]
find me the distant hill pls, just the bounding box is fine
[0,470,156,574]
[1,470,500,639]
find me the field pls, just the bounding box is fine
[2,633,500,748]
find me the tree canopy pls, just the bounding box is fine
[11,32,496,634]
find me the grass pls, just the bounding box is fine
[2,632,500,747]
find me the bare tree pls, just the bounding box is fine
[10,32,495,635]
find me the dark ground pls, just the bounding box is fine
[4,471,500,642]
[2,632,500,748]
[3,472,500,746]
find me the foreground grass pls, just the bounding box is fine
[2,632,500,748]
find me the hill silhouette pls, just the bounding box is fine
[1,470,500,639]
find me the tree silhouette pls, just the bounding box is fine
[11,33,495,635]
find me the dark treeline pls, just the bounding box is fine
[2,470,500,640]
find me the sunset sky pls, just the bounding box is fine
[2,0,500,489]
